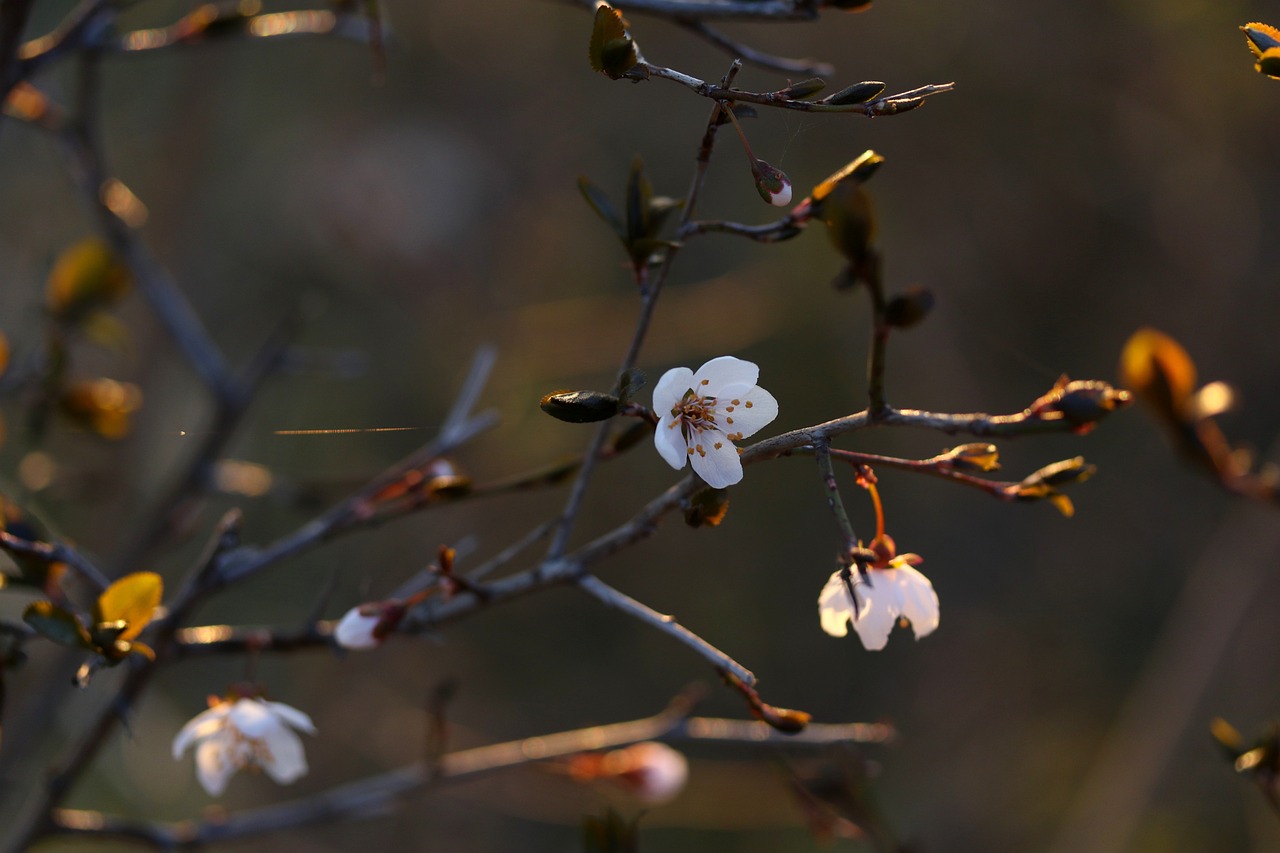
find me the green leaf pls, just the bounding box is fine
[23,601,91,649]
[615,367,646,406]
[578,177,626,242]
[625,156,652,245]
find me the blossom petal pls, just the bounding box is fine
[654,415,691,471]
[227,698,284,738]
[849,575,901,652]
[260,727,309,785]
[195,731,244,796]
[172,705,228,759]
[689,434,743,488]
[694,356,758,392]
[718,386,778,438]
[888,563,939,639]
[265,701,318,735]
[817,570,855,637]
[652,366,695,413]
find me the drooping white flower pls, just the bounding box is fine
[333,604,383,650]
[818,557,939,651]
[652,356,778,488]
[172,696,317,796]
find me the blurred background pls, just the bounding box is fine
[2,0,1280,850]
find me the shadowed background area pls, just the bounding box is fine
[2,0,1280,850]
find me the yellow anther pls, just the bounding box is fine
[745,401,753,408]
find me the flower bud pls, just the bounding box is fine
[752,159,793,207]
[46,238,131,322]
[777,77,826,100]
[884,286,934,328]
[603,742,689,804]
[1022,456,1095,489]
[540,389,620,423]
[819,80,885,105]
[940,443,1000,472]
[333,605,383,650]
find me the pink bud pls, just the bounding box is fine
[752,159,793,207]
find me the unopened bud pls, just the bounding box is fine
[777,77,826,100]
[46,238,132,321]
[941,443,1000,472]
[1048,380,1133,428]
[1026,457,1096,488]
[819,80,885,105]
[684,487,729,528]
[334,600,407,650]
[752,159,793,207]
[540,389,620,423]
[884,286,934,328]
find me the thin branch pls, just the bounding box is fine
[557,0,821,22]
[577,573,755,684]
[813,441,858,552]
[0,530,110,592]
[642,64,954,115]
[545,61,741,561]
[47,700,889,847]
[676,19,833,76]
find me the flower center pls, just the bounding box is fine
[670,388,718,437]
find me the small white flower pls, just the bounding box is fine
[652,356,778,488]
[818,557,939,651]
[334,605,382,650]
[609,741,689,805]
[172,697,317,796]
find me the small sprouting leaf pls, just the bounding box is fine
[589,5,638,79]
[823,181,878,274]
[46,238,131,322]
[645,195,683,235]
[819,81,885,105]
[94,571,162,643]
[616,367,646,406]
[1257,46,1280,78]
[22,601,91,649]
[540,390,620,423]
[625,156,653,245]
[884,286,935,328]
[1242,22,1280,58]
[942,443,1000,472]
[1024,457,1096,489]
[1047,493,1075,518]
[1119,328,1197,418]
[810,150,883,204]
[578,177,626,242]
[684,487,729,527]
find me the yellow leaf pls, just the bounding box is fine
[1242,22,1280,59]
[1048,493,1075,518]
[811,150,883,204]
[95,571,163,642]
[46,238,131,320]
[1118,328,1197,417]
[1257,46,1280,79]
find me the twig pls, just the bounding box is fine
[676,19,833,76]
[642,64,954,115]
[47,700,889,847]
[545,61,741,561]
[577,573,755,684]
[557,0,820,21]
[813,441,858,552]
[0,530,110,592]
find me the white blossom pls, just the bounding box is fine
[652,356,778,488]
[334,605,382,650]
[172,697,317,796]
[818,557,939,651]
